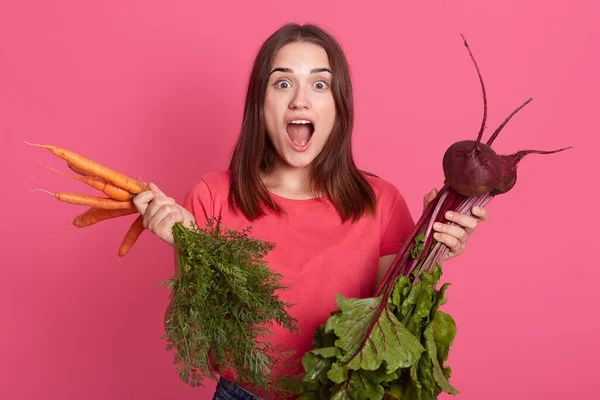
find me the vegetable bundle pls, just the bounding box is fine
[293,35,571,399]
[27,143,298,395]
[26,141,149,256]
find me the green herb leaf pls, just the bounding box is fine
[423,312,458,395]
[301,348,339,384]
[430,282,450,319]
[410,232,426,259]
[431,311,457,369]
[401,272,435,337]
[294,235,462,399]
[416,350,438,399]
[161,218,299,395]
[390,275,412,313]
[324,294,424,381]
[330,370,385,400]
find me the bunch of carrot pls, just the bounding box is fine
[27,141,149,257]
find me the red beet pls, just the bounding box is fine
[443,140,501,196]
[442,35,571,197]
[442,34,503,196]
[491,147,572,195]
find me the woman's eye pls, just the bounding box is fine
[314,81,329,90]
[275,80,291,89]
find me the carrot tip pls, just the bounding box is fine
[37,161,77,179]
[24,141,48,148]
[29,166,47,180]
[27,188,55,196]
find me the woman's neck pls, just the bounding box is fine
[261,160,316,200]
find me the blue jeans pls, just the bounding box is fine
[212,377,263,400]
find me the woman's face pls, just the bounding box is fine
[264,41,336,169]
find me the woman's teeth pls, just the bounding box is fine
[286,120,314,148]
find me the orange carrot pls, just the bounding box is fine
[31,189,136,210]
[25,141,147,194]
[72,207,137,228]
[67,162,90,176]
[82,176,133,201]
[39,162,133,201]
[118,215,145,257]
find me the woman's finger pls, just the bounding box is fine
[155,212,184,238]
[147,204,180,233]
[471,206,488,222]
[433,232,462,254]
[148,182,166,197]
[433,222,468,243]
[143,196,175,227]
[423,188,438,210]
[444,211,478,235]
[132,190,156,215]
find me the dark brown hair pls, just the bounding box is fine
[228,23,376,222]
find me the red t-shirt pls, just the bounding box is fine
[180,170,414,389]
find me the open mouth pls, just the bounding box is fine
[286,121,315,147]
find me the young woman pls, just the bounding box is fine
[133,23,488,399]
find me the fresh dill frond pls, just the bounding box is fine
[159,217,298,394]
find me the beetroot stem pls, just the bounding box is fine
[511,147,572,162]
[375,187,495,296]
[424,189,450,243]
[460,34,488,147]
[406,189,463,279]
[374,185,450,296]
[417,193,493,282]
[486,98,534,147]
[404,189,451,277]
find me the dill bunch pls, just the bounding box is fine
[159,217,299,394]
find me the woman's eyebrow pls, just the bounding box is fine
[269,67,332,75]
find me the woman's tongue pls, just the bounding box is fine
[286,124,312,146]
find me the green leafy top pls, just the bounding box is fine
[160,217,298,395]
[295,233,460,400]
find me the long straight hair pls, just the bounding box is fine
[228,23,377,222]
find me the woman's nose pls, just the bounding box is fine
[289,87,311,110]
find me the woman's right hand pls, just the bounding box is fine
[133,182,196,247]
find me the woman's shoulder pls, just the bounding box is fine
[184,170,231,199]
[199,170,231,188]
[362,172,415,239]
[362,171,403,200]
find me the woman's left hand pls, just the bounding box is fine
[423,188,488,259]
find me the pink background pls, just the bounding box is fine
[1,1,598,399]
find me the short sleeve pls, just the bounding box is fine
[380,188,415,256]
[180,179,216,229]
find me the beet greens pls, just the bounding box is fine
[293,35,571,400]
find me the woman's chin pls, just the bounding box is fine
[284,159,313,169]
[280,151,315,169]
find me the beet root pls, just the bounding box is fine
[443,140,502,196]
[491,147,572,195]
